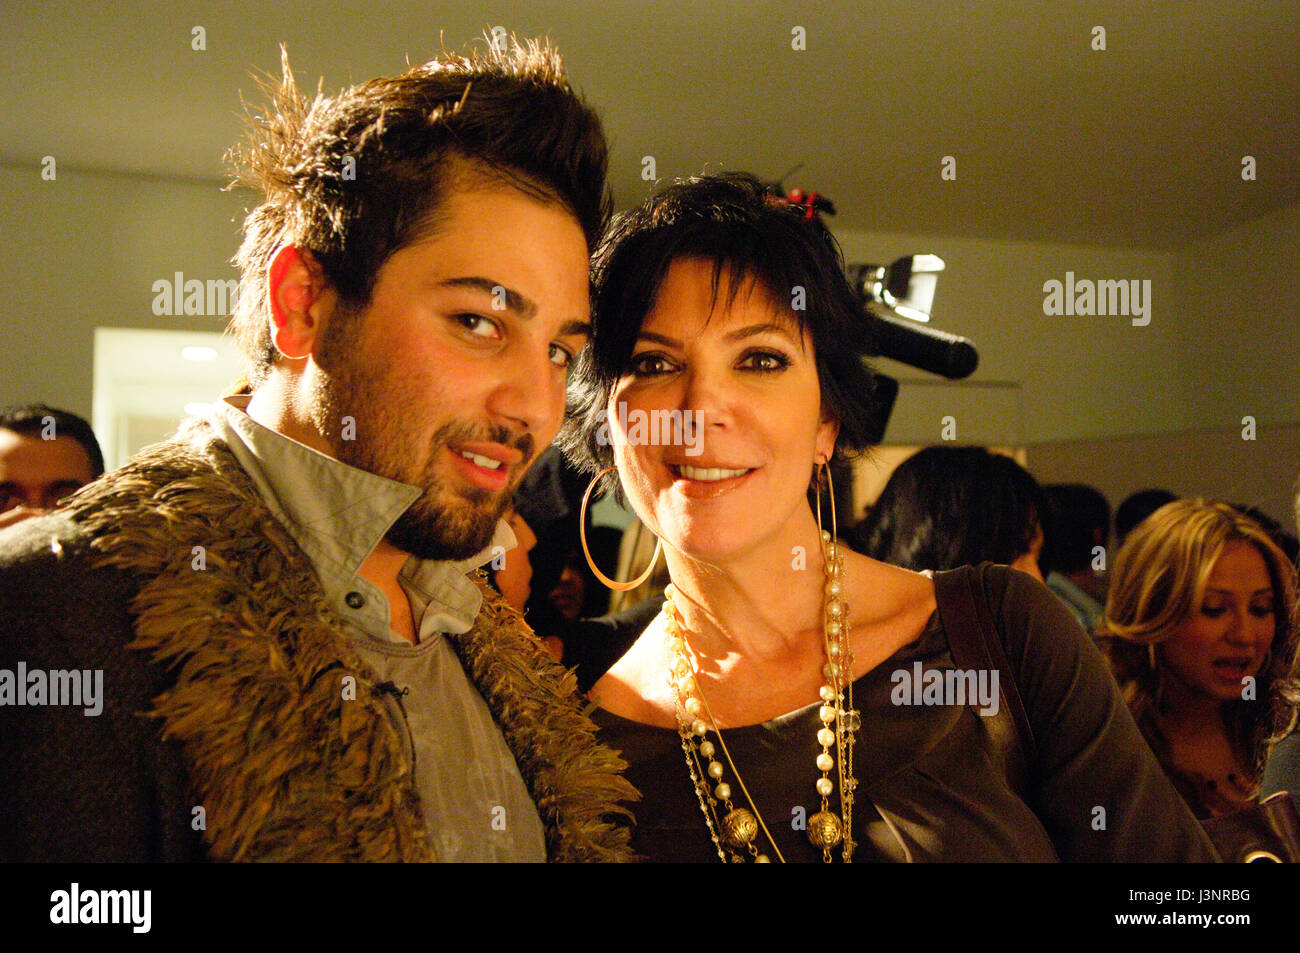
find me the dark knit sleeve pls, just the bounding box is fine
[981,565,1219,861]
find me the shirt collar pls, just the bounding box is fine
[210,396,513,630]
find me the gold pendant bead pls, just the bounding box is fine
[807,810,844,848]
[714,782,731,800]
[722,808,759,846]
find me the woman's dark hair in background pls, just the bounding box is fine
[557,172,877,475]
[851,445,1050,574]
[1043,482,1111,575]
[1115,488,1178,548]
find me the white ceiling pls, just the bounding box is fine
[2,0,1296,248]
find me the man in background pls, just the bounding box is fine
[0,403,104,529]
[1043,483,1111,636]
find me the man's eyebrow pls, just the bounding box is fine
[439,276,537,318]
[560,320,592,338]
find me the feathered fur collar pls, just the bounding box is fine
[65,421,637,861]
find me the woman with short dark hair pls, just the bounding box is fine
[559,172,1216,862]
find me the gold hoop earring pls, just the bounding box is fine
[580,465,664,592]
[814,460,839,549]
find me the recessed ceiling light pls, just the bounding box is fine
[181,346,218,362]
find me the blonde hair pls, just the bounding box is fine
[1098,499,1300,791]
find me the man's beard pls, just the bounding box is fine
[311,313,533,561]
[355,419,522,562]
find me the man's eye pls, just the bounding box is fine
[629,353,674,376]
[739,350,790,372]
[455,314,500,338]
[549,343,574,368]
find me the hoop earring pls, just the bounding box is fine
[580,465,663,592]
[814,460,839,558]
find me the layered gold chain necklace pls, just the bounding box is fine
[665,530,859,863]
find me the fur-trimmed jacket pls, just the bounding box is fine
[0,423,637,861]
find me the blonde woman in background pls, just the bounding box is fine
[1098,499,1300,819]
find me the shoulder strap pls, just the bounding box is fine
[931,563,1038,790]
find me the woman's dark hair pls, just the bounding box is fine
[557,172,877,474]
[852,446,1049,573]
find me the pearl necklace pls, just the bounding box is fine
[666,531,858,863]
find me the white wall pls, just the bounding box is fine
[1172,202,1300,430]
[0,162,246,417]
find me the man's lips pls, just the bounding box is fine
[452,441,525,468]
[449,442,523,491]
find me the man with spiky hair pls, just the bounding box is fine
[0,39,636,862]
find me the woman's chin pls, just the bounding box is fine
[662,528,752,566]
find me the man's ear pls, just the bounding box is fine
[267,246,332,359]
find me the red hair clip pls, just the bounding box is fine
[766,184,837,221]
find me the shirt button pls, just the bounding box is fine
[345,591,365,610]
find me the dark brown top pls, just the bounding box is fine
[592,566,1219,862]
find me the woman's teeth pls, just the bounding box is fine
[459,450,502,470]
[675,465,750,482]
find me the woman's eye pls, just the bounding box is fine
[454,313,500,338]
[1200,605,1227,618]
[739,350,790,372]
[1250,604,1274,618]
[629,353,674,376]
